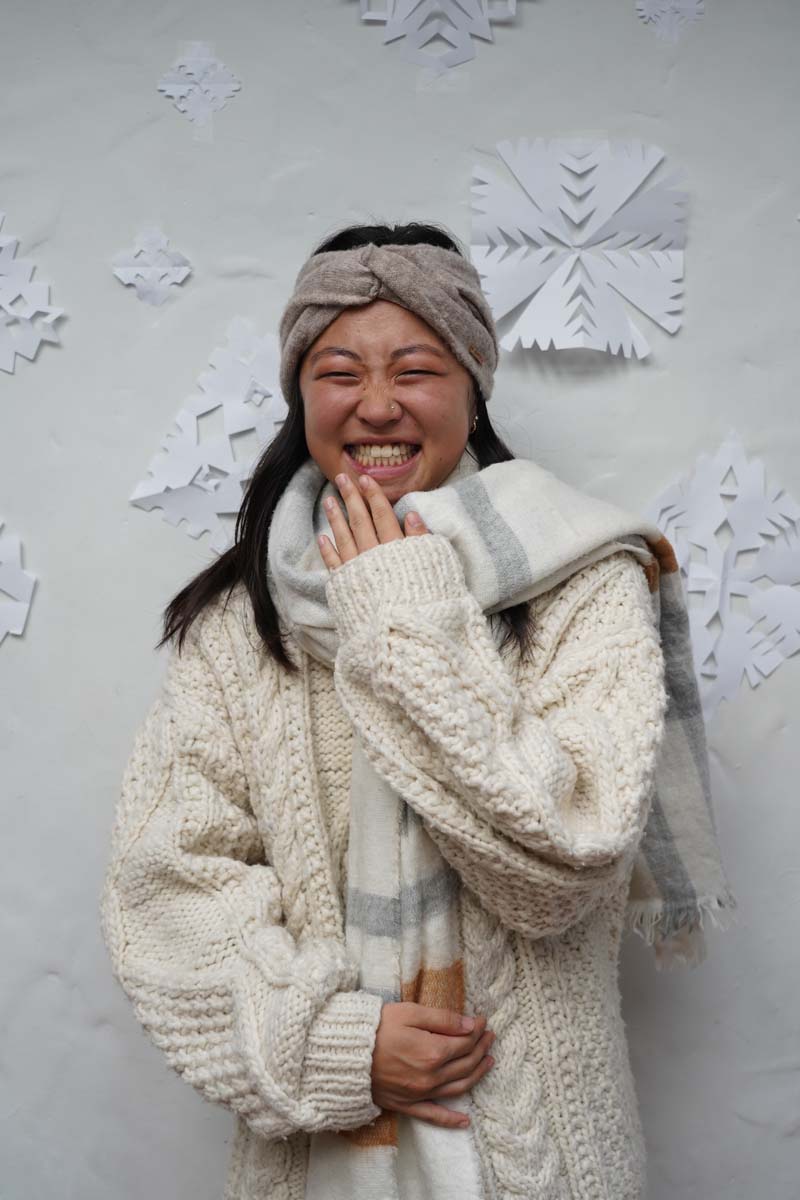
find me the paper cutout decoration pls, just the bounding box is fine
[130,318,288,553]
[471,138,688,359]
[0,212,64,374]
[360,1,518,74]
[646,431,800,722]
[158,42,241,131]
[112,228,192,306]
[637,0,704,42]
[0,522,36,645]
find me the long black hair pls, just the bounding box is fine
[158,221,533,672]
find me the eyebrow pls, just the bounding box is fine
[308,342,446,365]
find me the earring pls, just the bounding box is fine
[470,415,478,434]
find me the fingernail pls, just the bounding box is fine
[458,1116,470,1127]
[407,511,422,525]
[324,497,335,510]
[460,1016,475,1031]
[358,475,371,488]
[335,473,348,487]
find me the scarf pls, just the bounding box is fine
[266,446,737,1200]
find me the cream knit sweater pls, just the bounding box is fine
[100,536,668,1200]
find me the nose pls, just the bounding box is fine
[353,381,400,424]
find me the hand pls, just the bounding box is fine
[318,472,429,570]
[370,1002,496,1130]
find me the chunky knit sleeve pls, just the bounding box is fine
[325,534,668,939]
[99,622,384,1140]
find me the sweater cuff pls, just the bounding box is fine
[300,989,385,1131]
[325,533,467,642]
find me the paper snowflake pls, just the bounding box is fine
[0,212,64,374]
[0,521,37,645]
[158,42,241,129]
[646,432,800,722]
[360,1,518,74]
[130,318,288,553]
[471,138,688,359]
[637,0,704,43]
[112,228,192,306]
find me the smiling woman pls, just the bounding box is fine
[101,220,688,1200]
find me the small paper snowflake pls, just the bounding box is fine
[360,1,518,74]
[112,228,192,306]
[471,137,688,359]
[646,431,800,722]
[637,0,704,43]
[0,212,64,374]
[130,318,288,553]
[158,41,241,129]
[0,521,37,645]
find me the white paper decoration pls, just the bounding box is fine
[112,228,192,306]
[158,42,241,132]
[637,0,704,43]
[471,137,688,359]
[130,318,287,553]
[0,521,36,645]
[360,1,518,74]
[647,431,800,722]
[0,212,64,374]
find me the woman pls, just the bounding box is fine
[101,222,671,1199]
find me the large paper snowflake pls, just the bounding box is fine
[130,318,288,553]
[0,213,64,374]
[471,138,688,359]
[646,432,800,722]
[0,521,37,645]
[158,42,241,130]
[112,228,192,306]
[637,0,704,43]
[360,1,518,74]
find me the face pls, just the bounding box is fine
[299,299,475,504]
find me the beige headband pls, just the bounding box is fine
[278,242,499,402]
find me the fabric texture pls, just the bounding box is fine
[101,463,736,1196]
[277,242,499,401]
[262,446,738,1198]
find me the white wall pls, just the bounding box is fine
[1,1,797,1196]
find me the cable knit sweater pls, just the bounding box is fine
[100,535,668,1200]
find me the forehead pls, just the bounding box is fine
[308,299,447,353]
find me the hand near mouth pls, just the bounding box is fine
[318,470,429,569]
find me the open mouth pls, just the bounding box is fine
[343,444,422,478]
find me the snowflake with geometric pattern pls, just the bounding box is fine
[637,0,704,43]
[360,0,519,74]
[0,212,64,374]
[471,137,688,359]
[646,431,800,722]
[158,41,241,131]
[0,520,37,645]
[130,318,287,554]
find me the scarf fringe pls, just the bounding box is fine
[625,888,739,972]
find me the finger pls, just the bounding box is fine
[404,1006,484,1037]
[403,511,429,537]
[357,474,406,543]
[391,1100,471,1130]
[430,1030,496,1087]
[334,473,379,554]
[323,493,359,564]
[317,533,341,570]
[426,1053,495,1100]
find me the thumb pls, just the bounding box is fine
[405,1004,476,1035]
[404,511,428,536]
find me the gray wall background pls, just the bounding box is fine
[1,1,797,1196]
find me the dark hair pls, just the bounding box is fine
[158,221,534,672]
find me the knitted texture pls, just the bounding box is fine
[100,544,668,1199]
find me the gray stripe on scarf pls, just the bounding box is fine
[346,866,460,938]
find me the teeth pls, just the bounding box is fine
[349,442,419,464]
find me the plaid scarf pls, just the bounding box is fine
[266,447,737,1198]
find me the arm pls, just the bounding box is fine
[325,535,668,939]
[99,621,384,1140]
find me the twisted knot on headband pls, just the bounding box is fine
[278,242,499,401]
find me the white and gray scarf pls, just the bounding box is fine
[266,446,737,1200]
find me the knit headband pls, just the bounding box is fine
[277,242,499,402]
